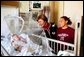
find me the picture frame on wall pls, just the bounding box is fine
[30,1,43,10]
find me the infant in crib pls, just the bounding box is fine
[11,34,28,52]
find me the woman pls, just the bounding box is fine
[57,16,75,44]
[37,14,57,39]
[37,14,57,53]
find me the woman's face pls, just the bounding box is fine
[37,19,46,27]
[59,18,68,27]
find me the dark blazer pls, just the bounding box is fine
[44,23,57,39]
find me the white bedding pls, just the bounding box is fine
[1,33,55,56]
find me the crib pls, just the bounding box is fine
[31,34,76,56]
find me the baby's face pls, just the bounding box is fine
[13,35,20,41]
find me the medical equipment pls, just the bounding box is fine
[3,15,24,34]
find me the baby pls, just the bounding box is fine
[11,34,27,52]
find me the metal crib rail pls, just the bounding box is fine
[32,34,75,55]
[1,44,10,56]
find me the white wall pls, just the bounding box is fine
[63,1,83,28]
[19,1,29,13]
[1,6,19,37]
[57,1,83,28]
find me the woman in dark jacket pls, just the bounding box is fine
[37,14,57,54]
[37,14,57,39]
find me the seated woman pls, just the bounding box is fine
[57,16,75,44]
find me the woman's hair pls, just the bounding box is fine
[61,16,72,25]
[37,14,48,22]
